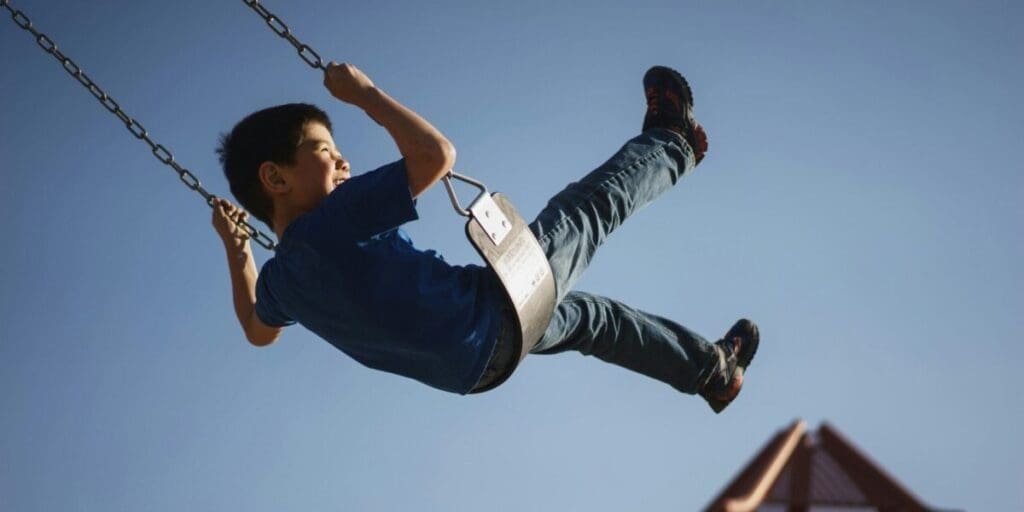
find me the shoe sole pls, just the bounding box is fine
[662,66,694,111]
[737,321,759,370]
[646,66,694,113]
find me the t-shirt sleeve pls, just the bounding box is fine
[314,159,419,240]
[254,266,296,328]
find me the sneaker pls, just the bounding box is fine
[642,65,708,164]
[699,319,759,413]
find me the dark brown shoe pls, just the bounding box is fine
[700,319,759,413]
[642,65,708,164]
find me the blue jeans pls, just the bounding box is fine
[525,129,717,394]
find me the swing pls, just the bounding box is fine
[4,0,556,392]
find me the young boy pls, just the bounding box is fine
[212,63,759,412]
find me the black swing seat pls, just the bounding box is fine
[444,174,557,393]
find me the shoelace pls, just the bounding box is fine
[714,339,741,387]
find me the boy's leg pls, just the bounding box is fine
[529,127,695,300]
[531,290,718,394]
[524,69,705,390]
[528,66,706,300]
[519,67,759,411]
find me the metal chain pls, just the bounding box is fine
[241,0,326,71]
[241,0,478,217]
[2,0,277,250]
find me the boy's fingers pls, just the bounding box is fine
[324,61,338,79]
[211,200,249,231]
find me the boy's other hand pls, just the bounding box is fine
[323,62,377,108]
[212,198,251,249]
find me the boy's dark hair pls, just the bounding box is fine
[216,103,333,228]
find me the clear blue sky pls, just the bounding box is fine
[2,1,1021,510]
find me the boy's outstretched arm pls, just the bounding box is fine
[323,62,456,198]
[212,199,283,347]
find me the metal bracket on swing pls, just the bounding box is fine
[444,171,557,393]
[443,172,512,245]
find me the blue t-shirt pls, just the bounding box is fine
[254,160,506,394]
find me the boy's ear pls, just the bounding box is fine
[258,161,289,195]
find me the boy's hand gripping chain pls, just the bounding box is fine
[242,0,557,390]
[2,0,277,250]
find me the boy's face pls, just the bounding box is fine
[273,121,350,213]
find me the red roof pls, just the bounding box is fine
[704,420,956,512]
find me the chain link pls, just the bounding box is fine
[241,0,326,71]
[3,1,277,250]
